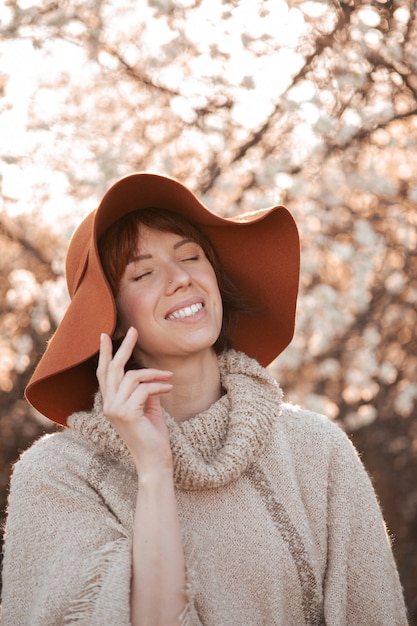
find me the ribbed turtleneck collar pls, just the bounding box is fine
[167,351,282,489]
[68,350,283,490]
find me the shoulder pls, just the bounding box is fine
[16,427,91,467]
[10,428,102,493]
[280,401,344,440]
[276,402,361,469]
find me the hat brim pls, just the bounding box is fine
[25,173,299,425]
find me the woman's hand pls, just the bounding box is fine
[98,327,187,624]
[96,326,174,476]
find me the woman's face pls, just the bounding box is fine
[115,225,223,368]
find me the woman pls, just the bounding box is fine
[1,173,407,625]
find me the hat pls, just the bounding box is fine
[25,172,300,425]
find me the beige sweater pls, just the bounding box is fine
[1,351,408,625]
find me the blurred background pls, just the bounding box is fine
[0,0,416,619]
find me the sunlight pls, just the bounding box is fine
[0,0,308,218]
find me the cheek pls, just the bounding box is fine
[207,269,223,320]
[115,290,142,330]
[116,285,160,333]
[204,262,220,289]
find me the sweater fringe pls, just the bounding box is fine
[63,535,131,625]
[179,533,201,626]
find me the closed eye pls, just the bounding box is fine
[133,271,152,281]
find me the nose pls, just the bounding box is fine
[166,262,191,292]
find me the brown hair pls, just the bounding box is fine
[98,207,245,355]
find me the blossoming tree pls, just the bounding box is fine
[1,0,416,616]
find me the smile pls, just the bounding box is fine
[166,302,204,320]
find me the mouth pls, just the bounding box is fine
[165,302,204,321]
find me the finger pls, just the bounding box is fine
[135,381,174,400]
[131,381,173,418]
[129,368,173,380]
[101,327,139,397]
[111,326,138,370]
[104,381,173,422]
[117,368,173,403]
[144,392,169,421]
[121,367,173,386]
[96,332,114,388]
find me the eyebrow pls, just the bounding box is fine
[127,238,195,264]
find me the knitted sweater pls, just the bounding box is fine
[1,351,407,626]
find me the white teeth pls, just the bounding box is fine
[167,302,203,320]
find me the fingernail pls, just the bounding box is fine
[100,333,106,343]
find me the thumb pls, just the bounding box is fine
[144,393,166,421]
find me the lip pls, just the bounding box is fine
[165,296,205,320]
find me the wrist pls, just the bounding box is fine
[137,465,175,489]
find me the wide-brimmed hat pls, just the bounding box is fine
[25,172,300,425]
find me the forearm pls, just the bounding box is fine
[131,469,187,626]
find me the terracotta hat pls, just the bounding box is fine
[25,172,300,425]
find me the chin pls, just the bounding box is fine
[181,340,219,358]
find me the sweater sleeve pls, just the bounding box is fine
[1,434,132,626]
[323,425,408,626]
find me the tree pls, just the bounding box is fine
[1,0,416,617]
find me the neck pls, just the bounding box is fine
[158,350,223,422]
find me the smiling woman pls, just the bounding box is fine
[98,207,244,360]
[1,172,408,625]
[114,225,223,375]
